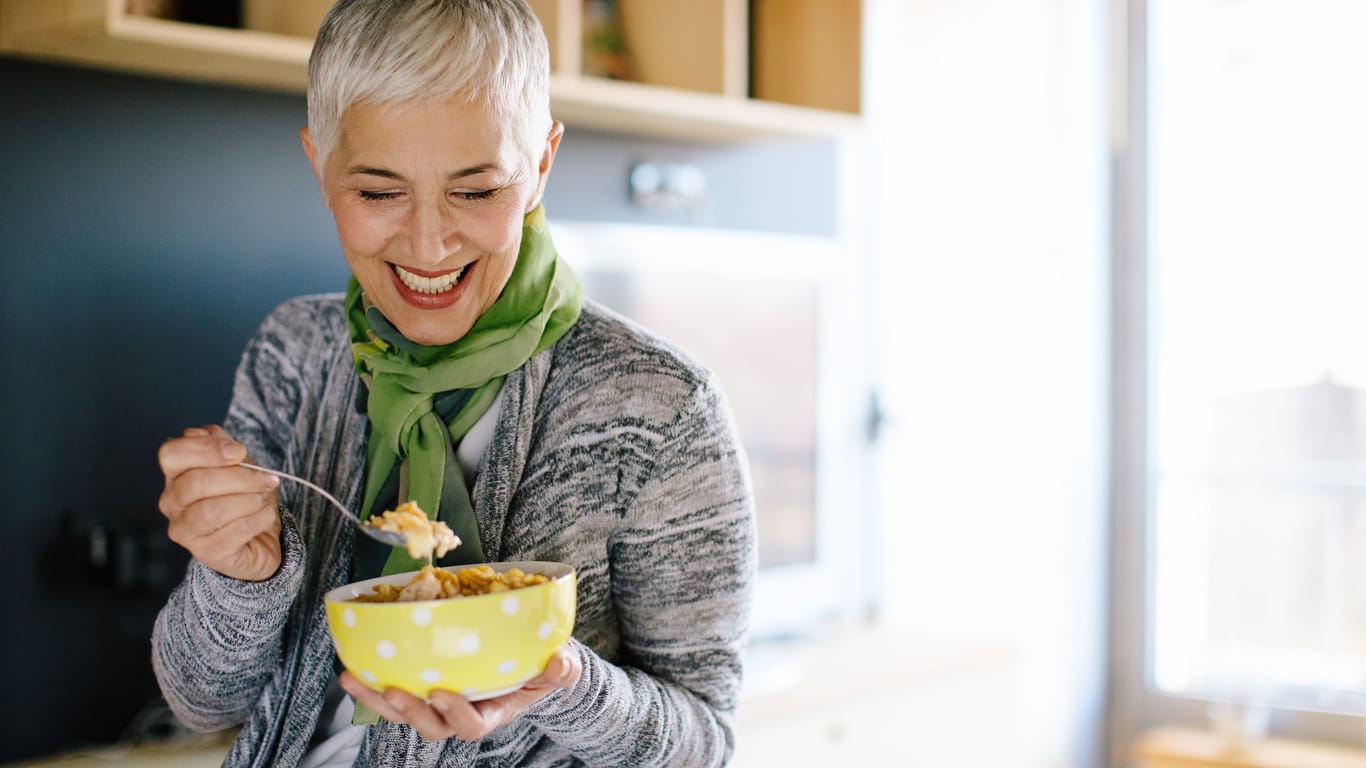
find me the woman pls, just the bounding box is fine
[150,1,756,765]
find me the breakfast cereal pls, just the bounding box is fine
[365,500,460,560]
[349,564,551,603]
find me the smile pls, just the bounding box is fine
[393,264,466,295]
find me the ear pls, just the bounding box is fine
[299,126,329,206]
[526,120,565,212]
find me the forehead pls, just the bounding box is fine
[334,96,522,168]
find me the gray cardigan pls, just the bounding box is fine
[151,295,756,767]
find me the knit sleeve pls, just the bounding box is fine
[150,299,320,732]
[222,298,314,473]
[151,511,306,731]
[523,375,758,767]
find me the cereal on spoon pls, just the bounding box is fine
[357,501,551,603]
[364,500,460,560]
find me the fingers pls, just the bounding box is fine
[435,678,556,741]
[341,672,466,741]
[451,649,580,735]
[158,425,249,483]
[425,693,489,741]
[526,647,581,690]
[158,425,276,523]
[339,671,411,724]
[167,488,278,546]
[165,485,281,582]
[343,647,581,742]
[161,465,278,518]
[157,424,284,580]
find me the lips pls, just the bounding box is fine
[388,262,473,310]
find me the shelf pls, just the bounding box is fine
[0,0,862,143]
[547,74,860,143]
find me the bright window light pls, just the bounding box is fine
[1149,0,1366,715]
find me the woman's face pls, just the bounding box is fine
[303,97,560,346]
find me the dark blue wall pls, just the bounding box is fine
[0,57,835,761]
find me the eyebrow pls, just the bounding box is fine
[345,164,501,181]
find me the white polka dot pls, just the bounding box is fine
[361,670,377,684]
[497,659,517,675]
[459,634,480,654]
[420,669,442,684]
[410,607,432,626]
[501,596,520,615]
[376,641,396,659]
[342,608,356,628]
[537,621,553,640]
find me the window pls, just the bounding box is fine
[1119,0,1366,749]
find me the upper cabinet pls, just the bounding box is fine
[0,0,862,142]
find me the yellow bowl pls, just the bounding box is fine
[323,561,576,700]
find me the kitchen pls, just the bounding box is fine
[1,0,1363,766]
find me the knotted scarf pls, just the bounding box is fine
[345,204,581,578]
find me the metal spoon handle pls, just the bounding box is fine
[240,462,407,548]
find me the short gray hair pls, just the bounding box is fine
[307,0,551,171]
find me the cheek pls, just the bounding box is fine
[461,211,524,261]
[460,201,518,243]
[469,218,524,306]
[330,200,393,258]
[485,223,525,274]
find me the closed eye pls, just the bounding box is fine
[358,190,401,202]
[455,189,498,201]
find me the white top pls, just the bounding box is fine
[297,388,504,768]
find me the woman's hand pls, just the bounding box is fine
[339,645,582,741]
[158,425,283,582]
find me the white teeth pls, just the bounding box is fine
[394,264,464,294]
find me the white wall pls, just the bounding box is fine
[863,0,1111,765]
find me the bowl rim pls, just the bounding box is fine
[323,560,575,607]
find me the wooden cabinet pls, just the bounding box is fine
[0,0,862,142]
[752,0,861,114]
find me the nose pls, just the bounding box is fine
[407,198,460,266]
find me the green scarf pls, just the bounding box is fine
[344,204,581,576]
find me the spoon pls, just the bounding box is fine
[240,462,408,549]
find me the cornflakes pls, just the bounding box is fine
[365,501,460,561]
[349,565,552,603]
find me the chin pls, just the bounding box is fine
[396,315,474,347]
[409,331,462,346]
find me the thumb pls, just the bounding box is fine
[534,647,580,689]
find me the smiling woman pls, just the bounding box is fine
[301,95,562,345]
[147,1,756,767]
